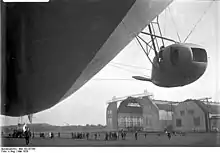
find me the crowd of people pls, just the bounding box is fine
[36,131,127,141]
[28,129,178,141]
[3,126,183,145]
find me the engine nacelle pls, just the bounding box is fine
[151,43,207,87]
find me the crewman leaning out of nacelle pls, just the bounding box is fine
[159,46,165,62]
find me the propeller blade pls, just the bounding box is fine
[132,76,152,82]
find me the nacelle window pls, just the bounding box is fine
[191,48,207,62]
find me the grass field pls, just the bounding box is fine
[1,132,220,147]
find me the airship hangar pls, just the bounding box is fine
[106,92,220,132]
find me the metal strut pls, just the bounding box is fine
[156,16,165,47]
[148,25,159,62]
[135,36,156,68]
[140,32,176,43]
[135,16,178,69]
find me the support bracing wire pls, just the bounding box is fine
[151,22,160,51]
[109,64,145,76]
[148,25,159,62]
[137,35,154,54]
[164,9,167,39]
[168,6,182,42]
[183,0,214,42]
[135,36,156,68]
[147,42,154,55]
[156,16,165,47]
[141,32,177,43]
[110,62,151,71]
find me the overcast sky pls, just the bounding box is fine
[1,0,220,126]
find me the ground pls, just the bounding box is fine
[1,132,220,147]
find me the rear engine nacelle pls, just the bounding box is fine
[161,43,207,67]
[151,43,207,87]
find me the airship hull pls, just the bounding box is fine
[1,0,173,116]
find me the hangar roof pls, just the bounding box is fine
[117,97,143,114]
[185,99,220,114]
[117,97,177,114]
[152,99,177,112]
